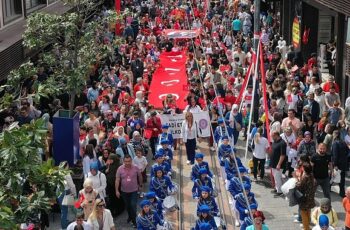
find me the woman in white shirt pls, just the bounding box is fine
[88,199,115,230]
[183,97,202,114]
[83,144,97,177]
[181,112,198,165]
[281,127,297,178]
[252,128,269,181]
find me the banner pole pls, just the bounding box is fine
[244,41,260,161]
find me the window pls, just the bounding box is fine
[2,0,22,24]
[25,0,45,11]
[347,18,350,44]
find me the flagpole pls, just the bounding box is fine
[244,41,260,161]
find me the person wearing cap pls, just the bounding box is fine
[246,210,270,230]
[192,168,214,199]
[311,198,338,228]
[145,191,164,220]
[218,135,232,180]
[224,152,245,180]
[66,212,92,230]
[150,152,171,177]
[311,214,335,230]
[194,205,217,230]
[214,118,228,145]
[149,165,175,200]
[85,162,107,201]
[116,137,136,160]
[158,140,173,167]
[197,222,213,230]
[158,124,174,148]
[297,131,317,158]
[87,199,115,230]
[136,200,163,230]
[191,153,213,181]
[234,184,258,224]
[145,110,162,157]
[196,186,219,217]
[128,111,145,134]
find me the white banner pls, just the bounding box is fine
[160,111,211,139]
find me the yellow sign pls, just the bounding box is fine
[292,17,300,48]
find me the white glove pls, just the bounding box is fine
[245,209,249,214]
[165,156,169,160]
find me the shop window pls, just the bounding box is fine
[2,0,23,25]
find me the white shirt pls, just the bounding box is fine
[253,137,269,159]
[181,120,197,142]
[64,174,77,196]
[67,221,92,230]
[86,172,107,199]
[184,105,202,114]
[88,209,115,230]
[133,156,148,171]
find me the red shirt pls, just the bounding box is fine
[146,117,162,137]
[224,95,237,105]
[322,82,340,93]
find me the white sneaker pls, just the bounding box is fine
[186,160,191,165]
[235,220,240,227]
[210,147,215,151]
[293,219,300,223]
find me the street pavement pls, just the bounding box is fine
[48,134,349,230]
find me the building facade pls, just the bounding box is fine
[0,0,69,81]
[280,0,350,102]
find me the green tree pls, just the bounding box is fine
[0,119,69,227]
[22,0,118,117]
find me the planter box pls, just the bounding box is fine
[53,110,80,166]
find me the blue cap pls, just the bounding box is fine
[218,118,224,124]
[250,203,258,210]
[199,204,210,213]
[221,135,229,140]
[153,165,163,173]
[319,215,329,227]
[199,223,211,230]
[244,183,251,191]
[238,167,247,173]
[195,153,204,159]
[162,124,169,129]
[201,186,211,193]
[154,152,164,159]
[119,137,126,144]
[145,191,156,199]
[199,168,208,175]
[90,162,99,171]
[160,139,169,145]
[140,200,151,208]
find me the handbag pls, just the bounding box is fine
[144,129,153,139]
[234,119,242,131]
[62,194,75,206]
[294,189,304,203]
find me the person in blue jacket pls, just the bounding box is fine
[149,166,174,200]
[228,171,251,197]
[192,168,214,199]
[150,152,171,177]
[158,124,174,147]
[234,183,258,223]
[240,204,258,230]
[218,136,232,167]
[214,118,229,145]
[136,200,163,230]
[144,191,164,220]
[196,186,219,217]
[198,222,213,230]
[193,205,218,230]
[158,141,173,168]
[224,154,245,180]
[191,153,213,181]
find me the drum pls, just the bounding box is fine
[214,217,221,227]
[156,220,173,230]
[163,196,178,212]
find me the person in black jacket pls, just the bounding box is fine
[306,93,320,123]
[332,130,349,197]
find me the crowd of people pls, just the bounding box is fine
[4,0,350,229]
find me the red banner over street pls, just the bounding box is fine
[148,51,189,109]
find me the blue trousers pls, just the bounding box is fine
[58,193,68,229]
[121,191,138,223]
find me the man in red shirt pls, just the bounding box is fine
[145,111,162,158]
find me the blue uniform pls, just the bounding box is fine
[149,198,164,220]
[228,176,251,197]
[149,175,174,200]
[218,144,231,166]
[234,192,257,221]
[194,216,217,230]
[224,158,245,180]
[214,126,228,144]
[158,147,173,168]
[150,162,171,177]
[197,197,219,217]
[191,162,213,181]
[158,132,174,147]
[136,210,163,230]
[240,216,253,230]
[192,177,214,199]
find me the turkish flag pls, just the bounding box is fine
[148,51,189,109]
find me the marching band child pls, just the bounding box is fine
[196,186,219,217]
[191,153,213,181]
[192,168,214,199]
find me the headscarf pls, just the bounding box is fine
[106,154,120,185]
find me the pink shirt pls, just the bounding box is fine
[116,164,141,193]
